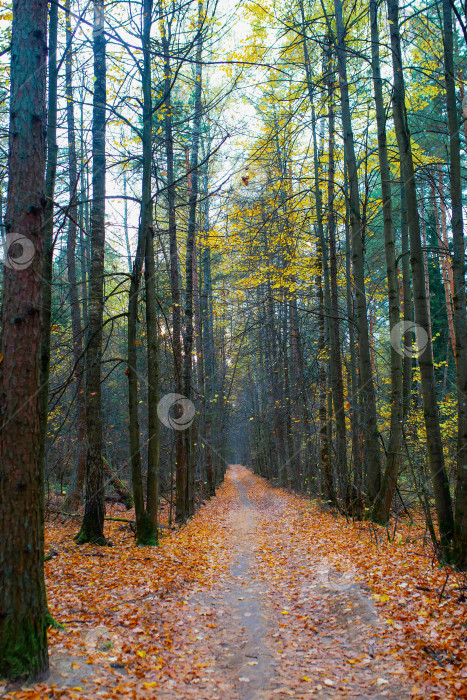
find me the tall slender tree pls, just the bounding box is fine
[76,0,108,544]
[64,0,87,511]
[369,0,403,524]
[333,0,381,503]
[127,0,159,545]
[183,10,204,516]
[38,0,58,477]
[388,0,454,554]
[442,0,467,567]
[158,0,187,522]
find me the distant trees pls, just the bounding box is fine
[1,0,467,681]
[233,0,467,566]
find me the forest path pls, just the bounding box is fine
[162,466,409,699]
[13,466,415,700]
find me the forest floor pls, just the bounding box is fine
[2,466,467,700]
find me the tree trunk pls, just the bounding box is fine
[369,0,403,524]
[344,172,363,513]
[158,1,187,521]
[0,0,49,679]
[143,0,159,545]
[76,0,107,544]
[79,95,89,331]
[183,23,203,516]
[388,0,454,554]
[144,217,160,544]
[326,53,348,502]
[127,0,158,545]
[300,20,335,502]
[443,0,467,568]
[432,175,456,358]
[102,458,133,509]
[38,0,58,479]
[201,159,215,496]
[400,171,413,417]
[334,0,381,503]
[64,0,86,512]
[420,194,433,344]
[123,171,133,274]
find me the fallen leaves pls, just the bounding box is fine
[3,466,466,699]
[239,468,467,700]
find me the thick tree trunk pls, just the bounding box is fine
[334,0,381,503]
[0,0,49,679]
[388,0,454,554]
[369,0,403,524]
[443,0,467,568]
[76,0,107,544]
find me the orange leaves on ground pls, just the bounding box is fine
[243,472,467,700]
[3,480,238,699]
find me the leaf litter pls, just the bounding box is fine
[1,466,466,699]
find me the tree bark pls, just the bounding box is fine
[201,159,215,496]
[388,0,454,553]
[344,172,363,513]
[369,0,403,524]
[299,16,335,502]
[183,21,203,516]
[442,0,467,567]
[400,170,413,417]
[127,0,158,545]
[334,0,381,503]
[38,0,58,480]
[76,0,107,544]
[420,194,433,344]
[432,174,456,358]
[158,1,187,521]
[326,49,348,502]
[142,0,159,545]
[0,0,49,679]
[64,0,86,512]
[144,216,160,544]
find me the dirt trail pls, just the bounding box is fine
[4,466,413,700]
[170,466,409,699]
